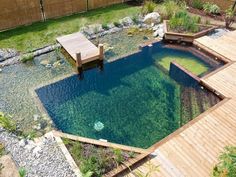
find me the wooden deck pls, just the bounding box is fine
[127,30,236,177]
[56,32,104,77]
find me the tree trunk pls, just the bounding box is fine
[233,0,236,11]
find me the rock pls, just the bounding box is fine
[159,31,165,38]
[109,27,122,34]
[107,23,115,29]
[119,17,133,26]
[24,141,36,151]
[19,139,27,147]
[81,24,104,36]
[33,114,40,121]
[0,130,77,176]
[45,64,52,68]
[40,60,50,66]
[0,68,2,73]
[32,146,42,158]
[153,30,159,37]
[52,60,61,68]
[0,48,18,62]
[208,28,230,39]
[143,12,161,25]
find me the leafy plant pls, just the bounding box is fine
[82,171,93,177]
[132,15,139,24]
[113,21,121,27]
[203,2,220,14]
[102,23,109,30]
[169,10,200,33]
[0,144,6,157]
[18,167,26,177]
[113,149,124,164]
[0,163,4,174]
[71,141,82,159]
[212,146,236,177]
[225,7,235,29]
[0,112,16,132]
[22,130,37,140]
[192,0,204,10]
[55,47,61,60]
[141,1,157,15]
[160,0,185,19]
[20,53,34,63]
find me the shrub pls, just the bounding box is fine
[20,53,34,63]
[225,7,235,28]
[169,10,200,33]
[132,15,139,24]
[203,2,220,14]
[192,0,204,10]
[113,149,124,164]
[0,112,16,132]
[141,1,157,15]
[160,0,186,19]
[18,167,26,177]
[113,21,121,27]
[102,23,109,30]
[212,146,236,177]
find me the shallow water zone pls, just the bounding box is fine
[36,42,221,148]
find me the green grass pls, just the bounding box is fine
[0,4,140,53]
[156,55,209,76]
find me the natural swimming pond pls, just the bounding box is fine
[36,42,222,148]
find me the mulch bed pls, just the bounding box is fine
[188,7,229,21]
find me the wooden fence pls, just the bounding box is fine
[0,0,42,31]
[0,0,130,31]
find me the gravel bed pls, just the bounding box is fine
[0,129,76,177]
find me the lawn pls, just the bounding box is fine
[0,4,140,53]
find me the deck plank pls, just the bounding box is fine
[127,30,236,177]
[56,32,99,64]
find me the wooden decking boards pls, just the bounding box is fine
[126,30,236,177]
[56,32,104,77]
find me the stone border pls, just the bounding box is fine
[53,132,82,177]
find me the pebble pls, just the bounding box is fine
[33,114,40,121]
[0,130,76,177]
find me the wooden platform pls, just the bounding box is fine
[127,30,236,177]
[56,32,103,77]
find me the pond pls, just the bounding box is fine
[35,42,222,148]
[0,30,222,146]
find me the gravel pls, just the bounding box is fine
[208,28,230,39]
[0,129,76,177]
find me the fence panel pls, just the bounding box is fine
[43,0,87,19]
[0,0,130,31]
[88,0,127,10]
[0,0,42,31]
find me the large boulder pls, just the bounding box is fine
[119,17,133,26]
[80,24,104,36]
[143,12,161,25]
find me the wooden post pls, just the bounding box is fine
[98,44,104,71]
[76,52,83,79]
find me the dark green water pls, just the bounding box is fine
[36,43,221,148]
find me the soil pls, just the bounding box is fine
[188,7,225,21]
[63,139,138,177]
[0,155,19,177]
[167,23,211,34]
